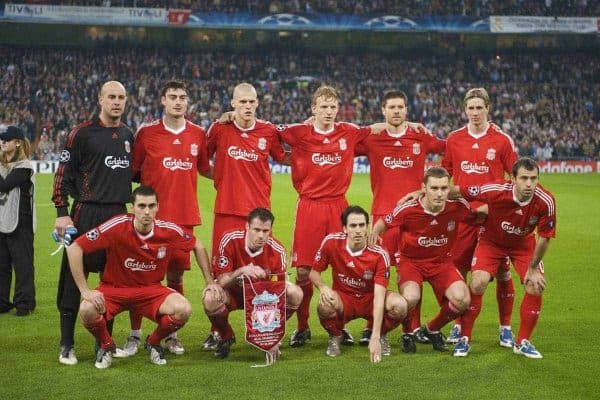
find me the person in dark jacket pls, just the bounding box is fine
[0,126,36,316]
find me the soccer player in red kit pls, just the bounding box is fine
[203,208,303,359]
[66,186,217,368]
[371,167,477,353]
[204,82,288,349]
[310,206,407,362]
[451,158,556,358]
[278,86,374,347]
[356,90,445,345]
[126,81,212,355]
[442,87,518,346]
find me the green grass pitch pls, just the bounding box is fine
[1,173,599,399]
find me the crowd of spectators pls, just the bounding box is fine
[1,46,598,161]
[7,1,600,17]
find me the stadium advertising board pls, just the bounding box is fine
[490,16,598,33]
[3,3,167,25]
[29,160,600,174]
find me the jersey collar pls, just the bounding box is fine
[245,230,265,257]
[162,117,186,135]
[467,122,489,139]
[419,196,446,216]
[346,242,366,257]
[234,119,256,132]
[512,186,534,206]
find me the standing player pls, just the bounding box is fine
[310,206,407,362]
[52,81,133,365]
[371,167,478,353]
[442,87,518,346]
[124,80,212,356]
[203,208,303,359]
[204,82,288,349]
[66,186,214,368]
[278,86,374,347]
[355,90,446,345]
[450,158,556,358]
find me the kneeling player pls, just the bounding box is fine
[450,157,555,358]
[66,186,216,369]
[372,167,481,354]
[310,206,407,362]
[203,208,303,359]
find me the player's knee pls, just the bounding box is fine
[403,291,421,310]
[78,300,98,322]
[202,291,223,313]
[316,303,336,318]
[286,283,303,308]
[173,297,192,321]
[386,294,407,320]
[524,283,543,296]
[451,295,470,312]
[470,275,489,295]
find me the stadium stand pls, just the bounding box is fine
[1,46,597,160]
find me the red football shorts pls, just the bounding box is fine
[451,223,482,272]
[373,214,399,265]
[98,284,177,321]
[168,225,195,271]
[398,259,464,304]
[292,196,348,268]
[212,213,247,261]
[337,290,374,323]
[472,237,544,282]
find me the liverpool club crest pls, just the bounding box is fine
[250,291,282,333]
[412,143,421,155]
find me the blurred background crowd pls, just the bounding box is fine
[1,46,598,161]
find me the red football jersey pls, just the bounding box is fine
[356,127,446,215]
[207,120,286,216]
[75,214,195,288]
[460,181,556,249]
[442,123,517,187]
[278,122,370,200]
[313,233,390,298]
[212,229,287,281]
[384,198,476,263]
[132,119,210,226]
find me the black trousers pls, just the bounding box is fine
[0,213,35,311]
[57,202,125,347]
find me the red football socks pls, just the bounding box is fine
[517,293,542,343]
[296,279,313,331]
[83,315,114,349]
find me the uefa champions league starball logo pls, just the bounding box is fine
[364,15,419,29]
[257,13,312,26]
